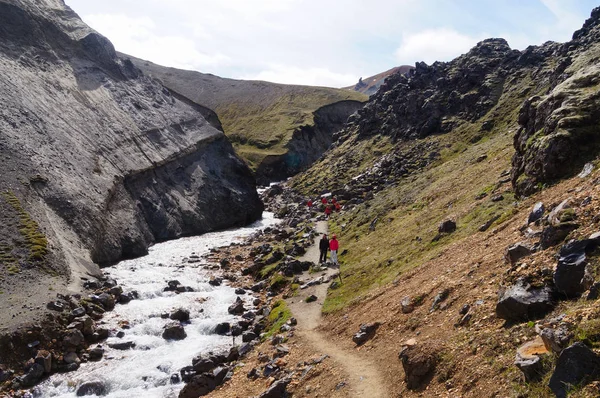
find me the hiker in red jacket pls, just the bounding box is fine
[321,197,328,205]
[324,205,332,218]
[329,234,339,265]
[334,202,341,212]
[307,199,313,208]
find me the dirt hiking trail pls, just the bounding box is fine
[286,220,386,398]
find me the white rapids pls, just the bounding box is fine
[38,212,279,398]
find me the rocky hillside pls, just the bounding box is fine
[0,0,262,333]
[121,54,367,184]
[345,65,414,96]
[282,6,600,397]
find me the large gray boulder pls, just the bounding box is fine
[496,279,555,321]
[554,239,595,297]
[548,342,600,398]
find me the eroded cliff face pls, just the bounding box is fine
[255,100,364,184]
[0,0,262,328]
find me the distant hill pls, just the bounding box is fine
[345,65,414,96]
[120,54,367,183]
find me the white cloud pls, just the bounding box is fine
[395,28,485,65]
[83,13,231,71]
[245,65,357,87]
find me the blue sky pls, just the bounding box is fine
[65,0,599,87]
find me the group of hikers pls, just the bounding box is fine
[318,233,339,265]
[306,196,341,219]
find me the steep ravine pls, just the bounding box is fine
[255,100,364,184]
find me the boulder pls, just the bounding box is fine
[163,321,187,340]
[398,343,437,390]
[192,357,216,373]
[108,341,135,350]
[514,337,548,382]
[228,297,245,315]
[528,202,545,224]
[496,279,555,321]
[257,378,290,398]
[305,294,317,303]
[401,296,414,314]
[88,345,104,361]
[63,329,85,348]
[505,243,533,264]
[214,322,230,335]
[242,331,257,343]
[540,222,579,249]
[352,322,381,346]
[178,374,217,398]
[170,308,190,322]
[554,239,595,297]
[71,307,86,317]
[35,350,52,374]
[438,219,456,234]
[540,326,572,354]
[548,342,600,398]
[18,363,44,387]
[76,380,108,396]
[64,352,80,364]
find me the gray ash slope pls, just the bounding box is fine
[0,0,262,330]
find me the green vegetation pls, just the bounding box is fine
[2,191,48,262]
[264,299,292,338]
[290,67,551,314]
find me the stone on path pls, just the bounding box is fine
[548,342,600,398]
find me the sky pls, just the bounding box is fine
[65,0,599,88]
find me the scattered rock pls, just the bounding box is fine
[76,380,108,396]
[108,341,135,350]
[430,288,450,312]
[505,242,533,264]
[352,322,381,346]
[257,377,290,398]
[540,326,572,354]
[438,219,456,234]
[399,343,437,390]
[178,374,217,398]
[548,342,600,398]
[554,239,595,297]
[515,337,548,382]
[214,322,230,335]
[163,321,187,340]
[305,295,317,303]
[88,345,104,361]
[228,297,245,315]
[540,222,579,249]
[401,296,414,314]
[528,202,545,224]
[170,308,190,322]
[496,279,555,321]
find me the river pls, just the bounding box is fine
[38,212,279,398]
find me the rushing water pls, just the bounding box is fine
[39,213,279,398]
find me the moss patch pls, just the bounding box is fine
[264,300,292,338]
[2,191,48,262]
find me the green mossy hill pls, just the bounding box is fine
[291,36,561,312]
[121,53,367,174]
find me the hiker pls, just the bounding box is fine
[307,199,313,208]
[324,205,332,218]
[334,202,341,212]
[321,197,328,205]
[319,234,329,263]
[329,234,339,266]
